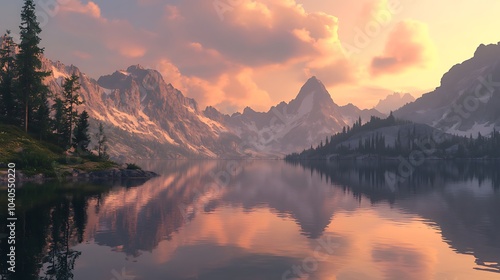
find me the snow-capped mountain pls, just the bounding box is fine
[42,58,384,159]
[374,92,415,114]
[43,60,241,159]
[205,77,385,155]
[394,42,500,136]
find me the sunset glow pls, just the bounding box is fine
[2,0,499,113]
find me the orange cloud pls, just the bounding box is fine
[358,0,402,24]
[150,0,357,111]
[60,0,101,18]
[114,45,147,58]
[150,58,273,113]
[370,20,436,76]
[50,0,358,113]
[56,1,151,59]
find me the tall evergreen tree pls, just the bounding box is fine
[17,0,51,133]
[51,98,70,146]
[72,110,90,153]
[94,122,109,160]
[0,30,19,123]
[62,74,82,146]
[34,97,51,140]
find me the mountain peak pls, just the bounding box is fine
[473,42,500,59]
[243,106,256,114]
[299,76,325,94]
[127,64,146,72]
[375,92,415,114]
[294,76,334,105]
[304,76,321,86]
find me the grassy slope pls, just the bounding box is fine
[0,124,61,161]
[0,124,61,176]
[0,124,117,177]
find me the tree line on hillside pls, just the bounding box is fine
[0,0,108,161]
[286,112,500,160]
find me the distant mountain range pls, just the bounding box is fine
[42,60,384,159]
[39,41,500,159]
[204,77,385,155]
[395,42,500,136]
[374,92,415,114]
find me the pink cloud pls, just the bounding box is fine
[60,0,101,18]
[370,20,436,76]
[49,0,359,112]
[55,1,151,59]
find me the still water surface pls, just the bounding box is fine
[1,160,499,280]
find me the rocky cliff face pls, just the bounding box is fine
[41,59,384,159]
[43,59,242,159]
[395,42,500,136]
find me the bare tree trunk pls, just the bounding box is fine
[69,104,73,146]
[24,101,28,133]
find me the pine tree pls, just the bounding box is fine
[73,111,90,153]
[51,98,70,146]
[0,30,19,123]
[17,0,51,133]
[387,111,395,124]
[34,99,50,140]
[62,75,82,146]
[94,122,109,160]
[396,130,401,153]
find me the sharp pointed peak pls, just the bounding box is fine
[300,76,328,93]
[243,106,256,114]
[126,64,146,72]
[305,75,321,84]
[297,76,330,98]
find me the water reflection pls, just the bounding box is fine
[0,181,118,280]
[291,160,500,274]
[0,160,499,279]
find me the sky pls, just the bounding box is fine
[1,0,500,114]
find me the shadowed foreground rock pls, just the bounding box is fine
[73,168,159,179]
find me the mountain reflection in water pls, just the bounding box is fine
[1,159,499,280]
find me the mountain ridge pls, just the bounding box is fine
[374,92,415,114]
[38,57,386,159]
[203,76,386,155]
[394,42,500,136]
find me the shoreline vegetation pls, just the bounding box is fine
[0,1,158,183]
[1,1,498,182]
[285,113,500,161]
[0,124,158,183]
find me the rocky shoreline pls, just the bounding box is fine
[70,167,158,179]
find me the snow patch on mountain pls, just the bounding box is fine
[51,66,69,81]
[118,70,131,76]
[100,87,113,96]
[395,42,500,136]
